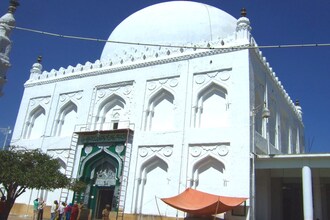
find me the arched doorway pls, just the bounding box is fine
[77,145,123,219]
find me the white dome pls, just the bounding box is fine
[100,1,237,61]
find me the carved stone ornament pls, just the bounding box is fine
[190,147,202,157]
[207,71,218,78]
[195,75,205,84]
[123,86,132,95]
[139,147,148,157]
[95,169,116,186]
[159,78,168,84]
[115,144,124,154]
[169,78,178,87]
[162,146,173,157]
[84,145,93,155]
[148,82,157,91]
[76,92,83,100]
[60,95,67,102]
[219,71,230,81]
[30,100,36,106]
[44,97,50,104]
[217,145,229,156]
[109,87,120,92]
[98,90,106,98]
[30,97,50,107]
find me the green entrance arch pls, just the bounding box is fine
[76,145,124,219]
[74,129,134,219]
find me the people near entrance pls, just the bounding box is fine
[50,200,58,220]
[102,204,111,220]
[70,203,79,220]
[0,196,6,220]
[64,203,73,220]
[58,202,65,220]
[77,203,91,220]
[37,199,46,220]
[33,198,39,220]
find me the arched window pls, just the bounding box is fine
[194,83,228,128]
[275,113,281,150]
[145,89,175,131]
[95,94,126,130]
[56,157,67,172]
[269,98,276,147]
[135,155,169,215]
[295,128,301,153]
[280,113,289,153]
[24,106,46,139]
[191,155,225,194]
[254,91,264,136]
[54,101,78,136]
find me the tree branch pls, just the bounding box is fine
[15,186,27,198]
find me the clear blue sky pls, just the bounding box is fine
[0,0,329,152]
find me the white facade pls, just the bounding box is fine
[11,1,305,219]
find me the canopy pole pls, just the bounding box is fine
[214,198,220,220]
[155,196,164,220]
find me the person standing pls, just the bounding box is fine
[50,200,58,220]
[64,203,72,220]
[70,203,79,220]
[33,198,39,220]
[101,204,111,220]
[0,196,6,220]
[58,202,65,220]
[37,199,45,220]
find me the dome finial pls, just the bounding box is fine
[240,8,247,17]
[37,55,42,63]
[8,0,19,14]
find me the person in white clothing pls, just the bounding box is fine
[50,200,58,220]
[58,202,65,220]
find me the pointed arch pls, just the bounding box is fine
[78,147,123,179]
[280,112,289,153]
[191,155,225,194]
[24,105,46,139]
[139,155,169,178]
[54,100,78,136]
[54,157,67,174]
[193,82,228,128]
[135,154,169,215]
[145,88,175,131]
[295,128,301,153]
[95,94,126,130]
[254,90,263,135]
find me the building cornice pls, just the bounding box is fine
[24,45,247,88]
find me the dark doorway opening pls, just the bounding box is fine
[96,188,114,219]
[282,182,303,220]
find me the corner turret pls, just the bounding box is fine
[295,100,303,119]
[236,8,252,44]
[29,56,43,80]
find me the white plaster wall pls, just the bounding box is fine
[11,39,304,220]
[12,49,252,214]
[249,50,304,154]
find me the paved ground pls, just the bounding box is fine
[8,215,49,220]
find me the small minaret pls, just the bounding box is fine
[29,56,43,80]
[295,100,303,119]
[236,8,252,43]
[0,0,19,96]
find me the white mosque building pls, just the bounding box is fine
[5,1,330,220]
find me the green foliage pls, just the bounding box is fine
[69,179,87,194]
[0,147,70,199]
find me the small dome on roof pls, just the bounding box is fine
[100,1,237,61]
